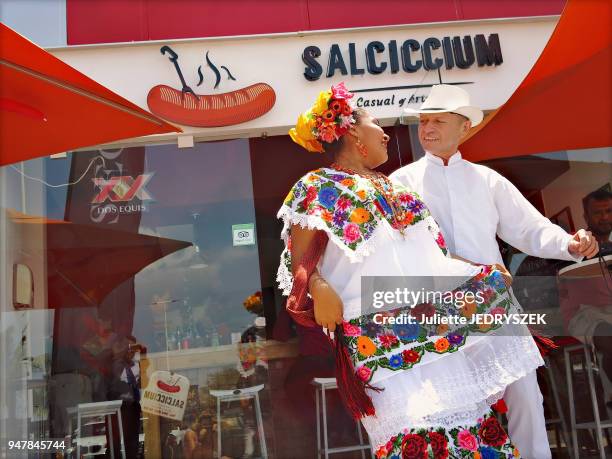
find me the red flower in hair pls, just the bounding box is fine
[341,103,353,116]
[322,109,336,121]
[329,100,343,114]
[336,124,349,136]
[331,82,354,100]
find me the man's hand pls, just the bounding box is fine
[568,229,599,259]
[310,274,344,332]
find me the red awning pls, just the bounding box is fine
[461,0,612,161]
[0,23,180,167]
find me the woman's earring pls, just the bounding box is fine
[356,138,368,157]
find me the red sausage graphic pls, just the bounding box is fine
[157,380,181,393]
[147,83,276,127]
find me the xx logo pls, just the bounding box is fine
[92,173,154,203]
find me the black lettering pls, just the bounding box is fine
[302,46,322,81]
[388,40,400,73]
[453,36,475,69]
[366,41,387,74]
[356,97,364,107]
[401,39,422,72]
[327,44,348,77]
[474,33,503,66]
[442,37,454,69]
[348,42,365,75]
[422,37,443,70]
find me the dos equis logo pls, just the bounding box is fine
[80,148,153,225]
[92,174,154,204]
[91,173,154,222]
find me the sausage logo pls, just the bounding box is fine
[147,46,276,127]
[141,370,190,421]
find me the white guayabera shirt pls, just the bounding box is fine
[390,151,581,266]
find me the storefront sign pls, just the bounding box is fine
[302,34,503,81]
[141,370,190,421]
[51,17,556,140]
[232,223,255,246]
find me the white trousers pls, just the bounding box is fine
[504,370,552,459]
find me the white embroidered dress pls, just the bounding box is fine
[277,168,543,451]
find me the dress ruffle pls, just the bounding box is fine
[361,323,543,448]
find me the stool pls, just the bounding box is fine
[209,384,267,459]
[542,356,573,457]
[312,378,373,459]
[564,343,612,459]
[70,400,125,459]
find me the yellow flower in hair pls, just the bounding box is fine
[289,128,323,152]
[289,83,354,153]
[295,112,316,141]
[307,139,324,152]
[313,89,332,114]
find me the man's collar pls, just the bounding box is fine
[425,151,462,166]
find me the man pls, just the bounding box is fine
[390,84,599,459]
[563,188,612,380]
[110,335,143,458]
[584,188,612,250]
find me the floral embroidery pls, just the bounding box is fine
[357,336,377,357]
[375,411,520,459]
[342,269,513,383]
[457,430,479,452]
[281,168,433,251]
[478,417,508,448]
[277,168,445,295]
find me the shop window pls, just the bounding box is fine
[1,140,274,458]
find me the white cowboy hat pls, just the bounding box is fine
[403,84,483,126]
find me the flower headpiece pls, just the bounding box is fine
[289,82,355,153]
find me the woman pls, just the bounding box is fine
[277,83,543,458]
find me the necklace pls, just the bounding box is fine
[330,163,408,234]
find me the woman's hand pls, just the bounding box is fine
[493,263,513,288]
[310,273,344,332]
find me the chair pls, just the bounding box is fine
[564,343,612,459]
[312,377,373,459]
[541,356,573,457]
[70,400,125,459]
[209,384,267,458]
